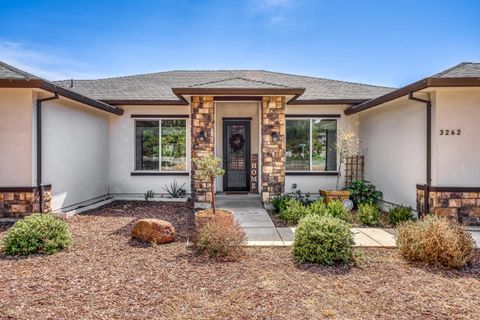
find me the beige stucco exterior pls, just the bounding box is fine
[0,88,35,186]
[431,88,480,187]
[42,98,110,211]
[359,96,427,208]
[108,105,191,196]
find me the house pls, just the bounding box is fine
[0,61,479,224]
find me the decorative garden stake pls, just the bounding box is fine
[193,156,225,214]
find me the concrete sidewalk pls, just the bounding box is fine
[216,194,398,247]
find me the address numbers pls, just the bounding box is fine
[439,129,461,136]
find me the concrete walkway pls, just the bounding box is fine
[216,194,398,247]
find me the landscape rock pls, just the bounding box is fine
[131,218,175,244]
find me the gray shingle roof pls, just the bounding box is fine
[0,61,40,80]
[53,70,395,102]
[434,62,480,78]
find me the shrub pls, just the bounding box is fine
[396,215,475,269]
[195,219,246,261]
[389,205,414,225]
[293,215,354,265]
[3,214,72,255]
[356,203,380,226]
[271,195,292,213]
[345,180,382,208]
[326,200,349,221]
[306,200,328,217]
[279,199,308,224]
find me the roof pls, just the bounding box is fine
[0,61,122,115]
[0,61,39,80]
[345,62,480,115]
[53,70,394,104]
[434,62,480,78]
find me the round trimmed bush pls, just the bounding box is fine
[397,215,475,269]
[326,200,349,221]
[389,205,414,225]
[293,215,354,265]
[356,203,380,226]
[3,214,72,255]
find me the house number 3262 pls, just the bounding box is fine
[439,129,461,136]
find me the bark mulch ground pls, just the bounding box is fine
[1,201,479,319]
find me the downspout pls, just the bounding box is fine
[408,92,432,216]
[36,93,59,213]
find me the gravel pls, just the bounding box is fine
[1,201,479,319]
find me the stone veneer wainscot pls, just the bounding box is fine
[417,185,480,225]
[0,185,52,217]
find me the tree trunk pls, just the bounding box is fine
[210,175,216,214]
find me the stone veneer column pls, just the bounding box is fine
[261,96,286,202]
[191,96,215,202]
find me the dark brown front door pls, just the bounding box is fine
[223,120,250,191]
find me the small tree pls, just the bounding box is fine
[193,155,225,214]
[334,129,359,190]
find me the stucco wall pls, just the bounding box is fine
[0,88,34,186]
[214,102,260,191]
[432,88,480,187]
[284,104,358,194]
[108,105,191,195]
[359,97,426,208]
[42,98,110,210]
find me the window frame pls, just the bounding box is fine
[285,117,339,174]
[133,118,188,173]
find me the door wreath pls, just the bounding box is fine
[229,133,245,152]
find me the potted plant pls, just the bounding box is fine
[320,129,358,204]
[193,155,233,229]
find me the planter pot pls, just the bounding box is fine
[195,208,234,230]
[320,190,350,204]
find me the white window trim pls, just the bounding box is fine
[133,118,188,173]
[285,117,338,173]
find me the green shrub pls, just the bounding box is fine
[326,200,349,221]
[389,205,414,225]
[195,219,246,261]
[279,199,308,224]
[293,215,354,265]
[271,195,292,213]
[3,214,72,255]
[356,203,380,226]
[306,200,328,217]
[396,215,475,269]
[345,180,382,208]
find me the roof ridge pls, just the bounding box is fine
[0,60,41,80]
[432,62,475,77]
[187,75,292,88]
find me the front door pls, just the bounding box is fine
[223,120,250,191]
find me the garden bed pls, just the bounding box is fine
[1,201,479,319]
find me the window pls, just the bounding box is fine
[286,119,337,172]
[135,119,187,171]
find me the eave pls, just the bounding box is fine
[345,77,480,115]
[0,78,123,115]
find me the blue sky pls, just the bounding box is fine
[0,0,479,87]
